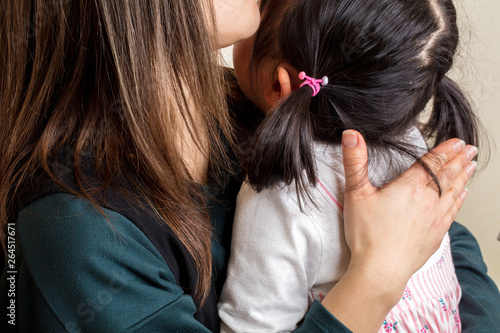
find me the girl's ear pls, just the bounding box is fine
[264,65,295,109]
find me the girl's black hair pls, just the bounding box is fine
[247,0,482,203]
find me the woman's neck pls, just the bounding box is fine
[182,137,210,185]
[175,98,210,185]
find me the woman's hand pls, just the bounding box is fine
[342,129,475,291]
[321,130,477,333]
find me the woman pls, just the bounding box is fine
[0,0,494,332]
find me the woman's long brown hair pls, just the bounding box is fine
[0,0,232,303]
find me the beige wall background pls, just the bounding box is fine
[221,0,500,287]
[452,0,500,287]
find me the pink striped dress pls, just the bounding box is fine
[379,233,461,332]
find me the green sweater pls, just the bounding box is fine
[1,193,348,332]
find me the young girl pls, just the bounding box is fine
[219,0,482,331]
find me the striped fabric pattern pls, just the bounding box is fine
[381,234,461,332]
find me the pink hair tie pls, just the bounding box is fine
[299,71,329,97]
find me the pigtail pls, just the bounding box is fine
[246,88,317,206]
[423,76,479,149]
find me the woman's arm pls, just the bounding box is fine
[449,222,500,332]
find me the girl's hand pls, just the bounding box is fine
[321,130,476,332]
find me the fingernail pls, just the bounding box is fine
[453,140,466,153]
[465,146,478,160]
[465,161,477,176]
[342,130,358,149]
[460,188,469,201]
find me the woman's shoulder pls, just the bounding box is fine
[17,193,162,258]
[12,193,214,331]
[16,192,201,297]
[14,151,202,296]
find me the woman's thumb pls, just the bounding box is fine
[342,130,372,196]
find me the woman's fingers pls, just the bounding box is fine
[430,145,478,193]
[436,157,476,203]
[437,158,476,224]
[421,139,466,172]
[405,139,465,184]
[444,189,468,226]
[403,139,477,198]
[341,130,375,198]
